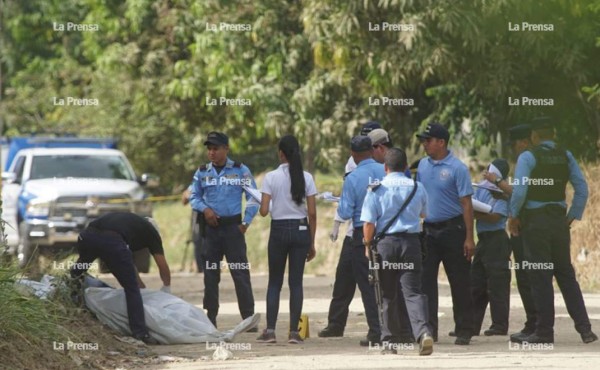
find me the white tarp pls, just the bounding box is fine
[84,287,260,344]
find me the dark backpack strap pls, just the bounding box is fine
[375,181,418,242]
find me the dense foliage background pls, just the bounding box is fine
[1,0,599,191]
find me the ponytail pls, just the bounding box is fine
[279,135,306,206]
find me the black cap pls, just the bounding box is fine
[204,131,229,146]
[351,135,372,152]
[530,116,554,131]
[508,124,531,142]
[416,123,450,142]
[360,121,382,136]
[491,158,510,179]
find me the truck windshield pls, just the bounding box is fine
[30,155,134,180]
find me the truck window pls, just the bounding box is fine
[14,156,26,183]
[29,155,134,180]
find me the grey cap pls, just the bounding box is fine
[351,136,372,152]
[368,129,391,146]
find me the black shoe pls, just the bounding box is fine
[510,331,530,343]
[484,328,507,336]
[419,334,434,356]
[381,342,397,355]
[516,333,553,344]
[581,331,598,344]
[134,333,160,345]
[318,326,344,338]
[454,336,471,345]
[360,337,381,347]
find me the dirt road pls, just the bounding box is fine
[99,272,600,370]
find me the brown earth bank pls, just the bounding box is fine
[6,272,598,370]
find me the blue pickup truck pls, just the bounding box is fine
[1,137,157,272]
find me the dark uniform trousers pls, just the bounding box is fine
[510,234,537,332]
[326,230,381,339]
[521,205,592,337]
[203,222,254,326]
[471,229,511,334]
[71,228,147,337]
[422,216,474,338]
[378,233,430,341]
[191,210,205,273]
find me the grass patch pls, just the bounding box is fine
[155,164,600,291]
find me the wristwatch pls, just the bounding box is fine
[494,177,503,186]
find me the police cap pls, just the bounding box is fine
[204,131,229,146]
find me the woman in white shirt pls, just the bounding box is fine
[256,135,317,344]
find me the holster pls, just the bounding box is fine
[196,212,207,238]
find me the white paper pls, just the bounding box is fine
[317,191,340,202]
[472,181,503,193]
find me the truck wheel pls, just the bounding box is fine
[17,223,40,271]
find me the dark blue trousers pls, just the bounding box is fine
[522,206,591,337]
[203,223,254,326]
[511,235,537,332]
[70,229,147,337]
[422,221,474,338]
[266,219,310,331]
[471,230,511,333]
[326,230,381,339]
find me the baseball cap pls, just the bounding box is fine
[204,131,229,146]
[491,158,510,179]
[473,158,510,193]
[360,121,382,136]
[530,116,554,131]
[508,124,531,142]
[368,129,391,146]
[416,123,450,142]
[350,136,372,152]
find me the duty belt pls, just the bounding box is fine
[477,229,505,240]
[217,214,242,226]
[522,204,566,216]
[424,215,463,229]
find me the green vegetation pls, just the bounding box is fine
[1,0,599,192]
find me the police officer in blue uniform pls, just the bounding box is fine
[484,124,538,338]
[416,123,475,345]
[361,148,434,356]
[190,131,259,328]
[471,159,511,336]
[508,117,597,344]
[321,135,385,346]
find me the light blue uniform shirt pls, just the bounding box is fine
[416,150,473,222]
[190,157,259,225]
[360,172,428,234]
[509,141,588,220]
[337,158,385,228]
[473,187,507,233]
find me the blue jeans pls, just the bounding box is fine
[266,219,310,331]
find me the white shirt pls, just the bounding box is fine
[261,164,318,220]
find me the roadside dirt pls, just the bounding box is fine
[107,272,600,370]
